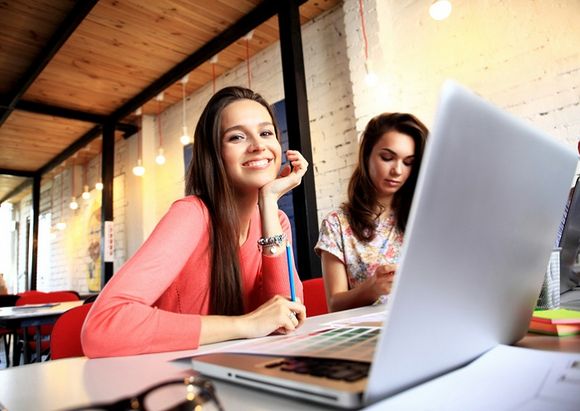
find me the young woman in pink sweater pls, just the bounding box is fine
[82,87,307,357]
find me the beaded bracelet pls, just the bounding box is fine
[257,233,287,255]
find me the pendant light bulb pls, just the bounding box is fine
[429,0,452,21]
[95,182,104,191]
[155,148,166,165]
[180,126,191,145]
[82,185,91,200]
[69,196,79,210]
[364,71,378,87]
[364,61,378,87]
[132,159,145,176]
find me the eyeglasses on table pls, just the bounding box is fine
[66,375,225,411]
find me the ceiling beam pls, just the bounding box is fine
[110,0,307,122]
[0,0,99,126]
[16,100,109,124]
[15,100,138,137]
[1,120,135,204]
[0,179,32,204]
[0,168,35,177]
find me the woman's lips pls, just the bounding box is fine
[243,158,272,168]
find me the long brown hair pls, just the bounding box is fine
[185,86,279,315]
[344,113,428,241]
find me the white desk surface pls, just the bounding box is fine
[0,305,578,411]
[0,305,373,411]
[0,301,83,320]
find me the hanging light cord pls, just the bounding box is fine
[158,100,163,148]
[60,174,64,220]
[212,63,216,94]
[246,38,252,89]
[83,161,86,188]
[181,80,187,131]
[71,161,75,198]
[138,117,142,160]
[359,0,369,61]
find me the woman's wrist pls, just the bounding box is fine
[235,313,253,339]
[358,278,379,305]
[258,233,287,255]
[258,190,285,247]
[258,190,278,210]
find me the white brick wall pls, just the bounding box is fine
[349,0,580,154]
[12,137,129,293]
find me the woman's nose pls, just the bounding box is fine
[248,135,265,151]
[391,161,403,175]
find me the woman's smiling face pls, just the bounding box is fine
[220,99,281,193]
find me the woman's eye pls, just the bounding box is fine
[380,156,393,162]
[260,130,275,138]
[227,134,244,142]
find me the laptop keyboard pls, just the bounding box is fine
[265,357,370,382]
[259,326,378,382]
[270,326,381,362]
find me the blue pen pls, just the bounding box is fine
[286,243,296,302]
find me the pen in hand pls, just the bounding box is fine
[286,243,296,302]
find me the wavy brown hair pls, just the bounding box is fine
[185,86,279,315]
[344,113,428,242]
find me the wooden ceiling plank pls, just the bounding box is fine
[111,0,294,122]
[0,0,339,182]
[38,125,102,175]
[0,0,100,125]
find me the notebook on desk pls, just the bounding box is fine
[191,81,579,409]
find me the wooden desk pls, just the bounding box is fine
[0,306,578,411]
[0,301,83,366]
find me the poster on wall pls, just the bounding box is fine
[87,201,102,293]
[104,221,114,262]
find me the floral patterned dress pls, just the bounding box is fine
[315,208,404,292]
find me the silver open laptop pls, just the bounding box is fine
[191,81,578,409]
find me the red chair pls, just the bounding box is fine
[302,277,329,316]
[15,291,80,363]
[17,290,47,298]
[50,303,93,360]
[1,294,20,366]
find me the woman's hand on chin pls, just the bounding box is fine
[259,150,308,202]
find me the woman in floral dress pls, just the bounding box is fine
[315,113,428,312]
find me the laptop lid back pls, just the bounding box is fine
[365,81,578,404]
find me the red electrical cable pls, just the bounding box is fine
[359,0,369,61]
[157,99,163,148]
[212,63,216,94]
[246,38,251,89]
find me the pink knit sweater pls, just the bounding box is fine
[81,196,302,358]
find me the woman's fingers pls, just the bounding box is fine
[256,295,306,335]
[279,163,291,178]
[375,263,397,277]
[286,150,308,178]
[260,150,309,199]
